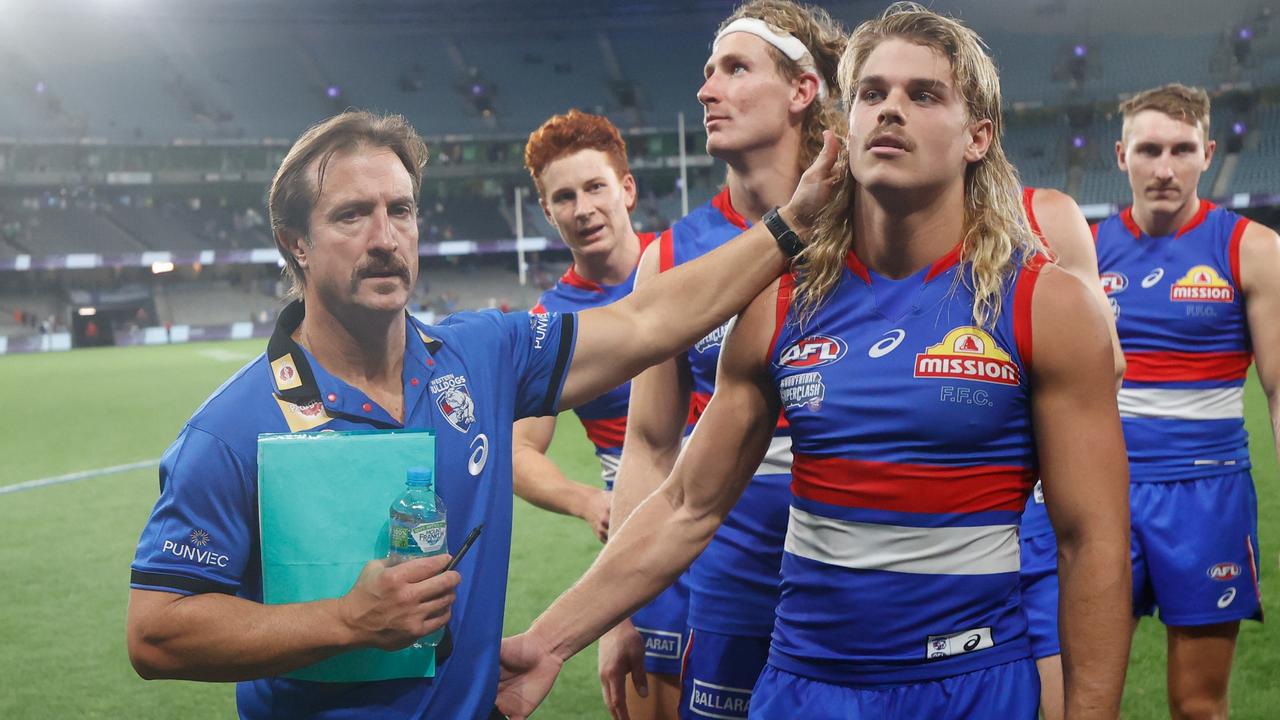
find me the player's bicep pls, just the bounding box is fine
[1240,223,1280,399]
[1028,267,1128,543]
[666,282,780,522]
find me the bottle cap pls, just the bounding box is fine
[406,466,433,487]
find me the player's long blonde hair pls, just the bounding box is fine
[718,0,848,175]
[792,2,1042,328]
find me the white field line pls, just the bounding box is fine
[0,459,159,495]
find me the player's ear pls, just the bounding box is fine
[622,173,637,213]
[1202,138,1216,170]
[1114,140,1128,172]
[963,118,993,163]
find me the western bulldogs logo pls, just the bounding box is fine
[779,335,847,368]
[430,374,476,433]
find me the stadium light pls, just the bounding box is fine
[78,307,97,316]
[1232,121,1247,136]
[1072,135,1086,149]
[151,261,175,274]
[1072,44,1087,58]
[1238,26,1253,41]
[326,85,341,99]
[34,81,46,94]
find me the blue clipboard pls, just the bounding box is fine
[258,429,437,682]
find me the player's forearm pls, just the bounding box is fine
[619,221,786,369]
[513,447,597,519]
[1056,531,1131,718]
[610,445,679,532]
[528,487,716,663]
[128,592,355,681]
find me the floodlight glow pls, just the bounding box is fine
[1072,135,1086,149]
[1232,121,1247,136]
[34,81,46,94]
[1238,27,1253,41]
[326,85,341,98]
[78,307,97,316]
[1073,44,1087,58]
[151,261,175,274]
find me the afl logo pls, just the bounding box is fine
[1206,562,1241,582]
[779,335,847,368]
[1100,272,1128,296]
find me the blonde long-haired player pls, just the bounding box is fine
[498,4,1131,718]
[596,2,846,719]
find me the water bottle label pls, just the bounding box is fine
[390,522,414,553]
[411,521,447,553]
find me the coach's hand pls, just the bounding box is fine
[497,632,564,719]
[338,555,459,651]
[779,129,843,239]
[598,619,648,720]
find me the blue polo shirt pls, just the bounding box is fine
[131,300,576,719]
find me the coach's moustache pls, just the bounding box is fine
[354,257,411,283]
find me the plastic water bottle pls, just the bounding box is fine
[388,466,447,648]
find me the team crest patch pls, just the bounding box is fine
[431,374,476,433]
[914,327,1020,386]
[270,354,303,391]
[1170,265,1234,303]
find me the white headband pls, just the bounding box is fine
[713,17,828,101]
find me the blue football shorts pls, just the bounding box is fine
[679,628,771,720]
[632,572,692,676]
[747,659,1040,719]
[1131,471,1262,626]
[1018,529,1061,659]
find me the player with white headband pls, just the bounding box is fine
[591,3,847,719]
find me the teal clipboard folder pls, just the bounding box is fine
[257,429,437,682]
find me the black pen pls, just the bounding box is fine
[443,523,484,572]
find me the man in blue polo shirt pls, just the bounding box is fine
[125,111,836,719]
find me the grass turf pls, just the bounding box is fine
[0,339,1276,718]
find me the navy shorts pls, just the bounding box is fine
[1018,530,1061,659]
[1131,472,1262,626]
[748,659,1040,719]
[679,628,771,720]
[632,572,691,676]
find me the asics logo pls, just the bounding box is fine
[868,329,906,358]
[1142,268,1165,288]
[468,433,489,476]
[1217,587,1237,609]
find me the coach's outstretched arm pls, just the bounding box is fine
[1031,264,1132,717]
[497,273,784,720]
[555,131,838,411]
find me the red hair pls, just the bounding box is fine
[524,109,630,198]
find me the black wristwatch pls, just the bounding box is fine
[763,206,804,259]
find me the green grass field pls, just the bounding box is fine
[1,339,1277,718]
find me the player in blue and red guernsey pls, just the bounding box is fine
[596,3,848,718]
[1096,83,1280,719]
[511,109,691,719]
[1017,186,1123,720]
[500,6,1131,719]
